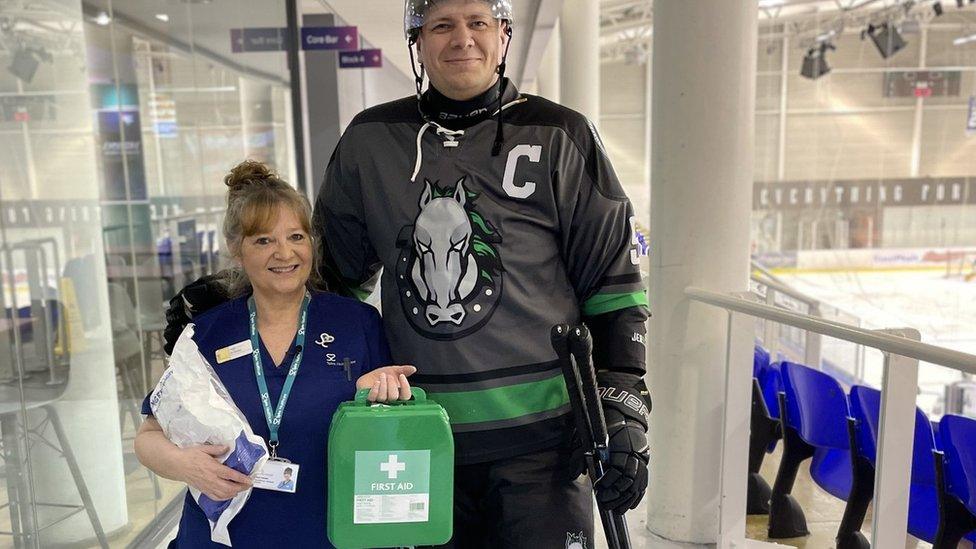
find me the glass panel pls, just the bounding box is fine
[1,0,291,545]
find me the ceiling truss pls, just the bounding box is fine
[599,0,974,63]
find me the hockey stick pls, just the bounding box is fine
[550,325,628,549]
[568,325,633,549]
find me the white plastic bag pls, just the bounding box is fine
[149,325,268,547]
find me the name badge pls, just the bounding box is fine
[215,340,253,364]
[254,460,300,493]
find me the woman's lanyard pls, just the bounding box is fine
[247,292,310,460]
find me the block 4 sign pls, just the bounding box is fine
[339,49,382,69]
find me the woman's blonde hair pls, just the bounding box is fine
[222,160,323,296]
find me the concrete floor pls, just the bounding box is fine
[595,445,976,549]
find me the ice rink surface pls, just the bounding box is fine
[779,269,976,416]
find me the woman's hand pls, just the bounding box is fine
[357,365,417,402]
[177,444,253,501]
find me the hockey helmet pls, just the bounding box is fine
[404,0,514,42]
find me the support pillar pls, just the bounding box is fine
[560,0,599,123]
[648,0,757,544]
[537,22,561,103]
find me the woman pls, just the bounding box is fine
[135,160,414,547]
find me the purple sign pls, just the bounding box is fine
[338,49,383,69]
[301,26,358,51]
[231,28,287,53]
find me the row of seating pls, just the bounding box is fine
[748,346,976,548]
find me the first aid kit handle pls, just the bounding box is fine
[354,387,427,405]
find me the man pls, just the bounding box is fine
[165,0,650,546]
[315,1,650,546]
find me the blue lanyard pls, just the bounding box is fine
[247,292,310,459]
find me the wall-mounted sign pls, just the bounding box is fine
[231,26,359,52]
[883,70,962,98]
[231,28,287,53]
[339,49,382,68]
[301,26,358,51]
[754,177,976,210]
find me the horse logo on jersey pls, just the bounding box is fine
[565,531,586,549]
[395,177,503,340]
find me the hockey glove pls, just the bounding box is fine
[593,373,651,514]
[163,271,233,355]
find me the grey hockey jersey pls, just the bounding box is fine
[314,83,647,463]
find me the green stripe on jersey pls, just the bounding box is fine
[581,291,648,316]
[427,375,570,425]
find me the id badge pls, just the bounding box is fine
[254,459,300,493]
[215,340,253,364]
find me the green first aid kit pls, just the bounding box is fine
[327,387,454,548]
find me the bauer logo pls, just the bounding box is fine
[600,387,650,416]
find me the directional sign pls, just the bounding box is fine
[301,26,358,51]
[339,49,382,69]
[231,28,287,53]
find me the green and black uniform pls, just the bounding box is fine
[315,80,649,547]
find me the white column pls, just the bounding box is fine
[537,22,561,103]
[560,0,599,123]
[648,0,757,545]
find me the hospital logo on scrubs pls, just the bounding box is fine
[565,531,586,549]
[315,332,335,348]
[395,177,503,341]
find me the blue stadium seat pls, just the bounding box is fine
[934,415,976,547]
[768,362,854,540]
[748,346,781,515]
[846,385,949,545]
[754,345,770,378]
[759,360,783,421]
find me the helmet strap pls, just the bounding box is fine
[491,25,514,157]
[407,38,426,101]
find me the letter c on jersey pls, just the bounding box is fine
[502,144,542,199]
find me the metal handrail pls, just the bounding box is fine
[689,283,976,547]
[685,286,976,375]
[750,260,818,306]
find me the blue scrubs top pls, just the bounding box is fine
[143,291,392,548]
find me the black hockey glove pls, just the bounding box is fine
[593,372,651,514]
[162,271,233,355]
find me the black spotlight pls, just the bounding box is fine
[7,47,39,83]
[934,1,944,15]
[801,43,834,80]
[867,23,907,59]
[957,0,965,7]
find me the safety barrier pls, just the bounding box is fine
[686,286,976,547]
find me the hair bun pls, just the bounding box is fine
[225,160,276,189]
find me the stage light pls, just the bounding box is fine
[801,43,834,80]
[866,23,907,58]
[7,48,39,83]
[934,2,944,15]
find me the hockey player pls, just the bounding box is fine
[315,0,650,546]
[164,0,651,545]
